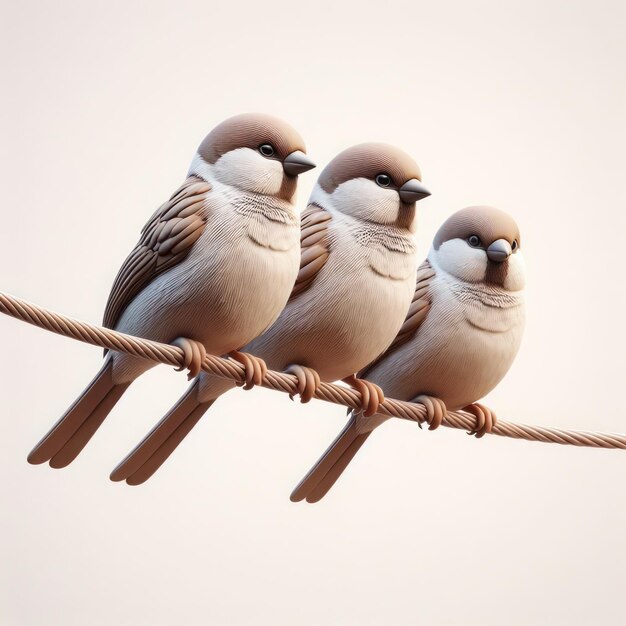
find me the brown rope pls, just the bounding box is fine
[1,290,625,450]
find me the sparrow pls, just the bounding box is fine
[291,205,526,503]
[110,142,431,485]
[28,113,315,469]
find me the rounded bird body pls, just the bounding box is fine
[29,113,315,468]
[111,176,301,384]
[240,205,418,382]
[366,258,525,412]
[291,206,526,503]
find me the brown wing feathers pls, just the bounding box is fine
[289,204,332,300]
[359,259,434,379]
[387,259,435,353]
[103,177,211,330]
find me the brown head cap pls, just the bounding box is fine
[317,143,423,193]
[197,113,307,164]
[433,205,521,250]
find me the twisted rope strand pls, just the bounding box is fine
[1,291,625,450]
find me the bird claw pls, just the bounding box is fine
[463,402,497,438]
[412,395,447,430]
[285,364,321,403]
[343,375,385,418]
[228,350,268,390]
[171,337,207,380]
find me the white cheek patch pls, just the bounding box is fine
[436,239,487,283]
[187,153,213,181]
[308,183,332,208]
[212,148,284,195]
[331,178,400,224]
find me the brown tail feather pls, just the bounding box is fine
[305,432,370,502]
[290,417,370,503]
[110,379,212,483]
[125,403,211,485]
[28,358,130,467]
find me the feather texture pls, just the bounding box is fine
[360,259,435,378]
[288,204,332,300]
[103,177,211,330]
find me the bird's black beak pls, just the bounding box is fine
[398,179,431,203]
[283,151,316,176]
[486,239,512,262]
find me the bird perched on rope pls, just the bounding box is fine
[291,205,526,503]
[28,113,315,469]
[110,143,431,485]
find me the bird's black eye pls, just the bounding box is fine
[259,144,275,157]
[375,173,392,188]
[468,235,481,247]
[511,240,518,252]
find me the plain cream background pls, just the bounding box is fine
[1,1,625,624]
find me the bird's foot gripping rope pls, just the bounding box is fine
[227,350,268,390]
[343,375,385,418]
[171,337,207,380]
[412,395,447,431]
[1,290,626,450]
[285,364,321,403]
[463,402,497,438]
